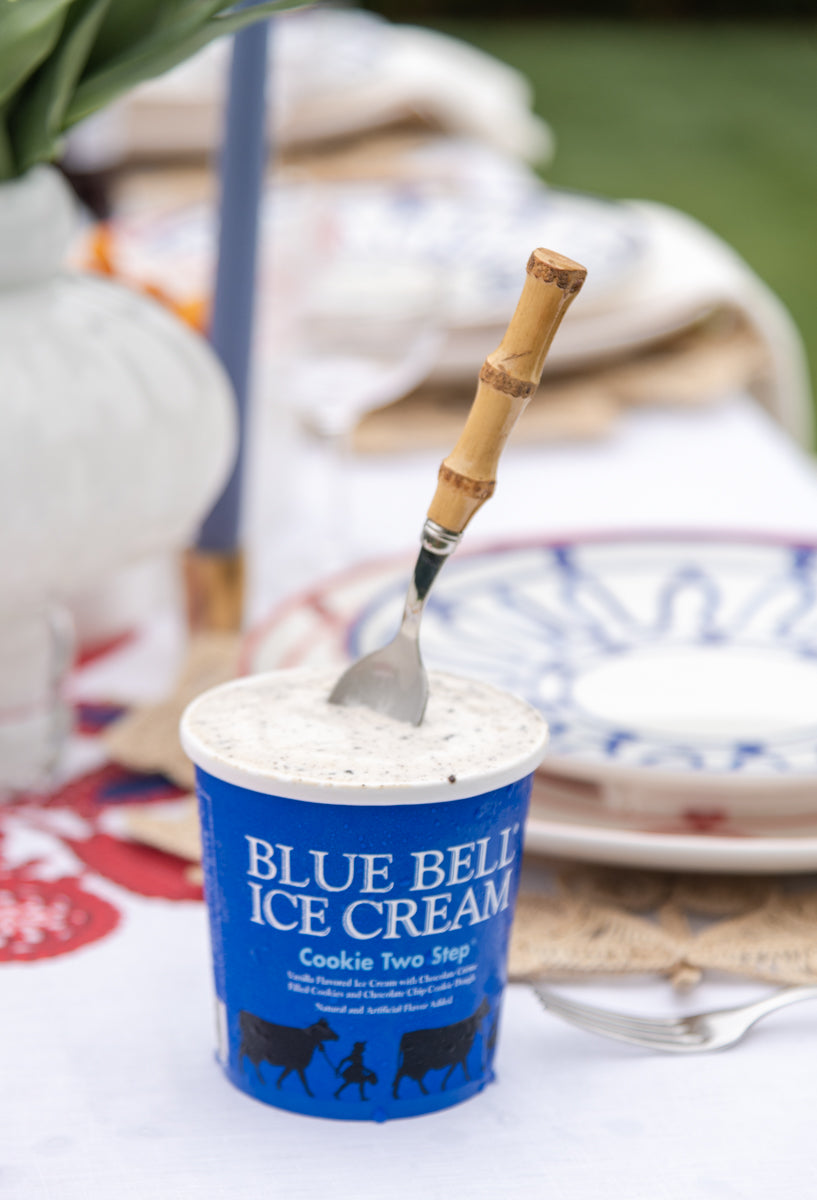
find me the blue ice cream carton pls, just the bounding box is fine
[181,666,547,1121]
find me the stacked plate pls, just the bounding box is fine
[245,534,817,874]
[82,169,652,364]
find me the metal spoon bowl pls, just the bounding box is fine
[328,521,459,724]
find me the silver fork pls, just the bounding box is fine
[531,983,817,1053]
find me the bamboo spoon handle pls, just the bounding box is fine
[426,248,587,534]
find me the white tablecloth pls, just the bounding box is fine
[7,392,817,1198]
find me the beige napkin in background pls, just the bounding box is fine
[353,311,769,452]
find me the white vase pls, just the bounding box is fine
[0,164,237,791]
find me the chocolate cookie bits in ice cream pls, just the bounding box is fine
[181,667,547,1121]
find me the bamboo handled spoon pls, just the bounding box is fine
[328,247,587,724]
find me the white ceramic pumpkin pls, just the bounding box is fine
[0,165,237,789]
[0,165,236,611]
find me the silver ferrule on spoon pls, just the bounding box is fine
[398,520,462,643]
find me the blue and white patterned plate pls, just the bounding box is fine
[249,535,817,797]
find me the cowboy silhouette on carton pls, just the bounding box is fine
[334,1041,378,1101]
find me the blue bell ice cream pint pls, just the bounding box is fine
[180,666,547,1122]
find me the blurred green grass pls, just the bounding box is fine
[433,20,817,439]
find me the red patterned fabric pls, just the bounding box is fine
[1,719,202,964]
[0,871,120,962]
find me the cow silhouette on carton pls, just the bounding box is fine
[392,997,491,1098]
[238,1011,339,1096]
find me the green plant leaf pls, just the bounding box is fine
[85,0,190,72]
[86,0,280,74]
[12,0,113,173]
[0,106,16,181]
[65,0,312,129]
[0,0,75,108]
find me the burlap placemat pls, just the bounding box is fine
[510,864,817,991]
[104,633,817,992]
[103,631,242,791]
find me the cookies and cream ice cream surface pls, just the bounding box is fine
[181,667,547,803]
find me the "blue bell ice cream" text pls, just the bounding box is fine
[245,827,520,941]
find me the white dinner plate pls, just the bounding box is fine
[525,770,817,873]
[244,533,817,873]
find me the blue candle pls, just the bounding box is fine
[197,10,270,553]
